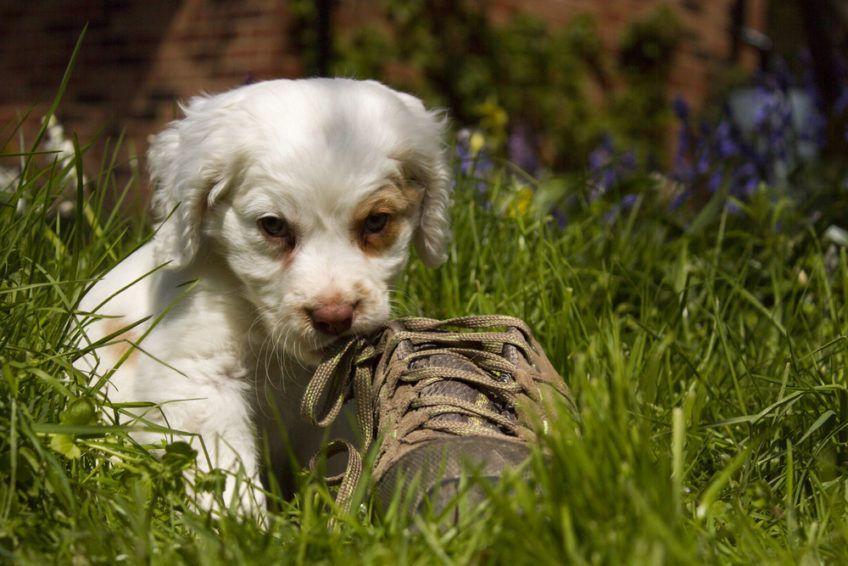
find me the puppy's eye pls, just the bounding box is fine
[363,213,390,235]
[258,216,295,245]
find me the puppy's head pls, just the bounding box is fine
[148,78,451,364]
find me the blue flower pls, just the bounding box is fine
[708,171,723,193]
[620,193,638,208]
[551,207,568,228]
[620,151,637,172]
[588,135,614,171]
[455,128,495,184]
[507,124,540,175]
[587,135,637,199]
[715,121,739,158]
[731,162,760,197]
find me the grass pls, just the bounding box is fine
[4,91,848,564]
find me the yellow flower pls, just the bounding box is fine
[508,185,534,218]
[473,97,509,149]
[469,131,486,156]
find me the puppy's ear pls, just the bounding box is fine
[394,92,453,268]
[147,97,237,270]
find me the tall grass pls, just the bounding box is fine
[3,63,848,564]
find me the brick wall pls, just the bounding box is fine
[0,0,766,202]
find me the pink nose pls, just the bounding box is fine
[309,303,354,336]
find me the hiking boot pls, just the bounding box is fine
[301,315,576,518]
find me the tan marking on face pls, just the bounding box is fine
[279,246,296,269]
[262,236,296,269]
[256,218,298,267]
[352,183,423,255]
[352,281,372,309]
[352,281,368,296]
[102,319,138,367]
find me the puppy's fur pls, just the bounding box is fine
[74,78,450,511]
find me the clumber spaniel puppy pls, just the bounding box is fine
[74,78,451,512]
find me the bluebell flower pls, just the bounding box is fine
[455,132,474,175]
[587,135,637,200]
[669,189,689,210]
[725,200,742,215]
[603,193,638,224]
[455,128,495,192]
[698,149,713,175]
[732,162,760,197]
[672,122,694,185]
[708,171,723,193]
[620,151,637,172]
[507,124,540,175]
[752,88,778,131]
[620,193,638,208]
[551,207,568,228]
[602,208,617,224]
[588,135,614,170]
[715,121,739,158]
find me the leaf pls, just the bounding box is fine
[60,397,96,426]
[46,398,97,460]
[686,185,727,236]
[49,434,81,460]
[163,441,197,473]
[798,410,835,445]
[697,445,751,520]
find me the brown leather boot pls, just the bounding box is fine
[301,315,576,519]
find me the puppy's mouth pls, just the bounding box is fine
[308,321,385,359]
[311,336,346,356]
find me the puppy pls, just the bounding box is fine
[74,78,451,512]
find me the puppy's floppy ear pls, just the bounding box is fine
[147,96,240,270]
[394,91,453,268]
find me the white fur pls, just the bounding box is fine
[74,78,451,513]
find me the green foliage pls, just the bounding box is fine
[332,2,683,169]
[613,6,683,162]
[618,5,682,78]
[288,0,321,76]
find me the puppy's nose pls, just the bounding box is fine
[309,303,354,336]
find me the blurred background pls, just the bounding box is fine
[1,0,847,213]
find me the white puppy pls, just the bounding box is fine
[74,78,451,511]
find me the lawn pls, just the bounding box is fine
[3,85,848,564]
